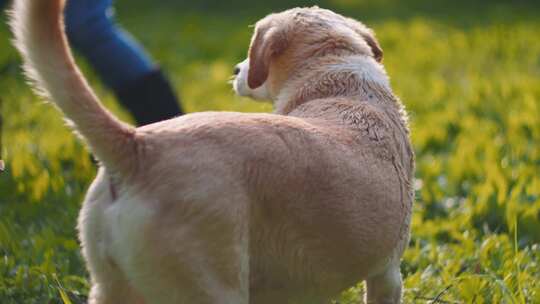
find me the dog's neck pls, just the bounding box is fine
[274,55,396,115]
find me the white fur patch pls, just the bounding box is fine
[104,193,154,275]
[328,55,390,89]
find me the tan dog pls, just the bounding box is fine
[11,1,414,303]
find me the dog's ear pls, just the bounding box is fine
[360,31,383,62]
[248,25,288,89]
[345,18,383,63]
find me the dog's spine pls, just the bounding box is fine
[9,0,138,176]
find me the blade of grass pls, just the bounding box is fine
[514,219,526,304]
[54,275,73,304]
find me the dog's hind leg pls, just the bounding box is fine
[127,237,250,304]
[365,260,403,304]
[87,263,145,304]
[137,224,250,304]
[120,196,250,304]
[77,170,145,304]
[81,210,145,304]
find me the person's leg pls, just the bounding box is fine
[64,0,183,125]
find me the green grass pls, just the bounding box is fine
[1,0,539,303]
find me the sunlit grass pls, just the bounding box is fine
[1,1,539,303]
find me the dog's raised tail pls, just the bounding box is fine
[9,0,137,176]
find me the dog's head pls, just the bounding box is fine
[233,6,383,102]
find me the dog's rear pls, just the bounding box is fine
[10,0,137,176]
[11,2,250,303]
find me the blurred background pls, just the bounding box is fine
[0,0,539,303]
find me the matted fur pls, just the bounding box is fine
[11,1,414,303]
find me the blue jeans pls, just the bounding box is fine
[2,0,182,125]
[0,0,155,88]
[64,0,155,89]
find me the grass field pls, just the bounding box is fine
[1,0,539,303]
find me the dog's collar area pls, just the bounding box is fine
[275,56,393,115]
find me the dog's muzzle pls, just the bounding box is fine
[232,59,271,101]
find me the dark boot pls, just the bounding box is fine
[114,69,184,126]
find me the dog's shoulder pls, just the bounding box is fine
[290,97,413,167]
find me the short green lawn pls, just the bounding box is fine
[1,0,539,303]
